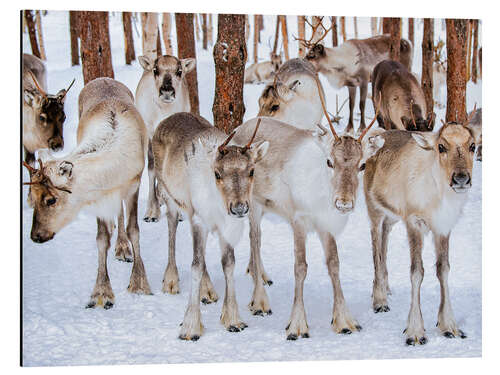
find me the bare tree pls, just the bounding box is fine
[213,14,247,133]
[156,26,162,57]
[69,11,80,66]
[194,13,200,42]
[382,18,392,34]
[340,16,346,42]
[371,17,378,36]
[258,15,264,43]
[471,19,479,83]
[208,14,214,46]
[79,11,114,84]
[280,15,289,60]
[162,13,174,55]
[353,17,358,39]
[298,16,306,57]
[446,19,468,123]
[421,18,434,116]
[254,15,260,62]
[272,15,280,56]
[25,10,41,58]
[122,12,135,65]
[35,10,46,60]
[201,13,208,50]
[175,13,200,115]
[245,15,250,44]
[142,13,159,59]
[408,18,415,46]
[387,18,401,61]
[331,16,338,46]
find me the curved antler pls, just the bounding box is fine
[60,78,76,99]
[23,161,37,174]
[294,16,333,49]
[218,130,237,155]
[313,73,339,141]
[242,118,263,152]
[409,100,417,129]
[357,96,381,143]
[464,103,477,126]
[27,71,47,98]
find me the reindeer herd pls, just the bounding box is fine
[22,18,482,347]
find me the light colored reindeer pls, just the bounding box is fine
[135,54,196,222]
[232,106,384,340]
[364,109,480,345]
[244,52,283,84]
[24,77,152,309]
[152,112,269,340]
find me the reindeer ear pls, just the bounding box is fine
[56,89,67,104]
[251,141,269,163]
[58,161,73,178]
[138,55,153,71]
[411,132,435,150]
[24,90,35,106]
[181,58,196,73]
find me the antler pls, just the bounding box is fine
[22,159,72,194]
[218,130,237,155]
[60,78,76,99]
[410,100,417,129]
[27,71,47,98]
[23,161,37,174]
[313,73,339,141]
[294,16,332,49]
[357,96,381,143]
[464,103,477,126]
[242,118,263,152]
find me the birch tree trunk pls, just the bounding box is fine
[280,15,289,60]
[421,18,434,115]
[70,11,80,66]
[471,19,479,83]
[79,11,114,84]
[213,14,247,133]
[35,10,46,60]
[446,19,468,123]
[298,16,306,57]
[175,13,200,115]
[162,13,173,55]
[25,10,41,58]
[122,12,135,64]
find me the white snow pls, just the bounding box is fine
[22,12,482,366]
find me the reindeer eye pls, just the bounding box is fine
[469,143,476,153]
[327,159,334,168]
[438,144,446,153]
[271,104,279,112]
[359,163,366,171]
[249,169,254,177]
[46,197,56,206]
[39,114,47,122]
[214,171,221,180]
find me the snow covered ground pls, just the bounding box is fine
[22,12,482,366]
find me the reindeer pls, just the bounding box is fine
[372,60,435,132]
[244,52,283,84]
[152,112,269,340]
[23,54,74,203]
[257,58,325,130]
[301,19,413,134]
[232,99,385,340]
[468,107,482,161]
[23,77,152,309]
[135,54,196,222]
[364,109,480,346]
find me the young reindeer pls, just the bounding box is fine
[232,102,384,340]
[302,19,413,134]
[135,54,196,222]
[364,108,480,346]
[244,52,283,84]
[24,77,152,309]
[152,112,269,340]
[372,60,435,132]
[257,58,325,130]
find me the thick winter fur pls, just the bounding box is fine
[232,117,384,340]
[305,35,413,134]
[364,123,479,345]
[244,53,282,84]
[135,54,196,222]
[28,77,152,308]
[257,58,324,130]
[468,108,482,161]
[152,112,269,340]
[372,60,434,131]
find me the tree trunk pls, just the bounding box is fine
[245,15,250,44]
[280,15,289,60]
[22,10,27,33]
[79,11,114,85]
[201,13,208,50]
[466,20,473,82]
[208,14,214,46]
[69,11,80,66]
[156,26,162,57]
[213,14,247,134]
[331,16,338,47]
[479,47,482,79]
[340,16,346,42]
[142,13,159,59]
[140,13,147,53]
[175,13,200,115]
[408,18,414,46]
[421,18,434,116]
[35,10,46,60]
[254,15,260,62]
[162,13,173,55]
[25,10,41,58]
[272,15,280,56]
[194,13,200,42]
[258,15,264,43]
[353,17,358,39]
[311,16,325,44]
[446,19,468,123]
[471,19,479,83]
[371,17,378,36]
[298,16,306,57]
[388,18,401,61]
[382,18,392,34]
[122,12,135,64]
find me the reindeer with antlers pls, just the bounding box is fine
[372,59,435,132]
[364,107,480,346]
[299,17,413,135]
[232,94,385,339]
[152,112,269,340]
[23,54,74,203]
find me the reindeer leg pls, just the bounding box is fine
[404,221,427,346]
[126,185,152,295]
[285,221,309,340]
[86,218,115,309]
[370,213,390,312]
[162,198,180,294]
[144,140,161,222]
[358,81,368,133]
[434,232,466,339]
[24,148,35,208]
[248,203,272,316]
[200,262,219,304]
[345,86,356,134]
[319,231,361,334]
[179,218,207,341]
[114,202,133,262]
[381,218,396,295]
[219,235,247,332]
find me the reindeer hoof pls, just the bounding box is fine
[265,280,273,286]
[104,301,114,310]
[340,328,352,335]
[86,301,96,309]
[201,297,211,305]
[301,333,310,338]
[355,325,363,331]
[374,305,390,313]
[143,216,158,223]
[287,334,298,341]
[406,336,427,346]
[179,334,200,341]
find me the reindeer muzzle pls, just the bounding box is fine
[31,229,55,243]
[48,137,64,152]
[450,172,471,193]
[335,198,354,214]
[229,201,249,218]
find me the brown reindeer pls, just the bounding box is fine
[372,60,435,132]
[364,109,480,346]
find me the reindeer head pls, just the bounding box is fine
[411,108,479,193]
[296,17,331,68]
[23,72,74,152]
[257,79,301,118]
[205,119,269,218]
[139,55,196,104]
[24,157,77,243]
[270,52,283,71]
